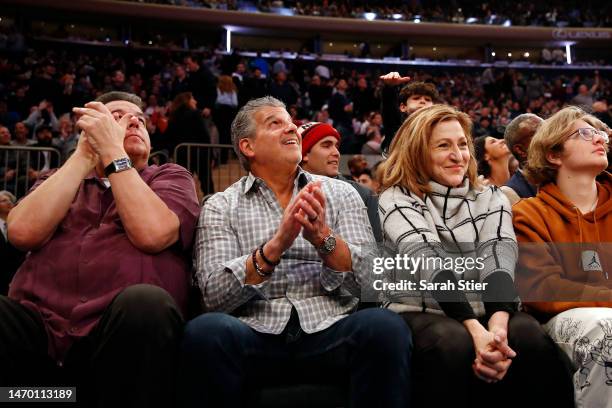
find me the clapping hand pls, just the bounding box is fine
[73,102,131,165]
[293,182,329,246]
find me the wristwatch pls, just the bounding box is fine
[317,231,337,255]
[104,157,133,177]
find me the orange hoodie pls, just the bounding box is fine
[513,172,612,318]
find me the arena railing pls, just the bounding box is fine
[148,150,170,166]
[0,145,62,198]
[173,143,247,194]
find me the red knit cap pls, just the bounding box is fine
[297,122,341,156]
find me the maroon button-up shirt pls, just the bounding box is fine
[9,163,200,361]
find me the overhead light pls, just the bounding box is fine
[329,42,333,46]
[105,36,111,42]
[392,13,403,20]
[353,44,357,47]
[226,29,231,53]
[364,12,377,21]
[507,52,512,57]
[503,19,511,26]
[70,24,75,28]
[414,18,421,23]
[275,7,294,16]
[377,45,381,49]
[148,40,153,45]
[433,47,437,51]
[524,52,530,58]
[566,44,572,64]
[466,17,478,24]
[491,51,496,56]
[124,40,130,45]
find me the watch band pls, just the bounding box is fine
[104,157,133,177]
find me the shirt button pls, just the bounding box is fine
[80,296,88,303]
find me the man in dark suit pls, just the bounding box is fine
[504,113,543,201]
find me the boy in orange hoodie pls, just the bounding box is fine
[513,106,612,407]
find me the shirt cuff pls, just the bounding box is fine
[222,254,270,300]
[320,265,348,292]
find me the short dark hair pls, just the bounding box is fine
[95,92,143,110]
[399,82,439,105]
[355,168,373,178]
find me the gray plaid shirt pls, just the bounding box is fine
[194,168,375,334]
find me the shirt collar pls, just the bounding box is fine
[243,167,312,195]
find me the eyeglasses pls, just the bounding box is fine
[568,128,609,144]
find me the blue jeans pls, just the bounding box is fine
[179,308,412,408]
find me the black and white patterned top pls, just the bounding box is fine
[195,167,375,334]
[378,179,517,316]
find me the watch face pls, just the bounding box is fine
[323,235,336,252]
[115,157,132,171]
[104,157,133,177]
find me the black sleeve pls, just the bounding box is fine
[365,193,383,243]
[188,110,211,144]
[482,272,518,318]
[380,85,402,153]
[431,270,477,322]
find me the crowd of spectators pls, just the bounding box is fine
[124,0,612,28]
[1,44,611,193]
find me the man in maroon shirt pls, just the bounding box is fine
[0,92,200,407]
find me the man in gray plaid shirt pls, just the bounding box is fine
[180,97,412,407]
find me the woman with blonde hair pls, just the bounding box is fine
[513,106,612,407]
[378,104,573,407]
[215,75,239,163]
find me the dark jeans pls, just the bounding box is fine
[179,308,412,408]
[403,311,575,408]
[0,284,184,407]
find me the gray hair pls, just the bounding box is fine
[504,113,543,160]
[231,96,286,171]
[0,190,16,204]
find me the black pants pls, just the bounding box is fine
[179,308,412,408]
[403,311,575,408]
[0,284,184,407]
